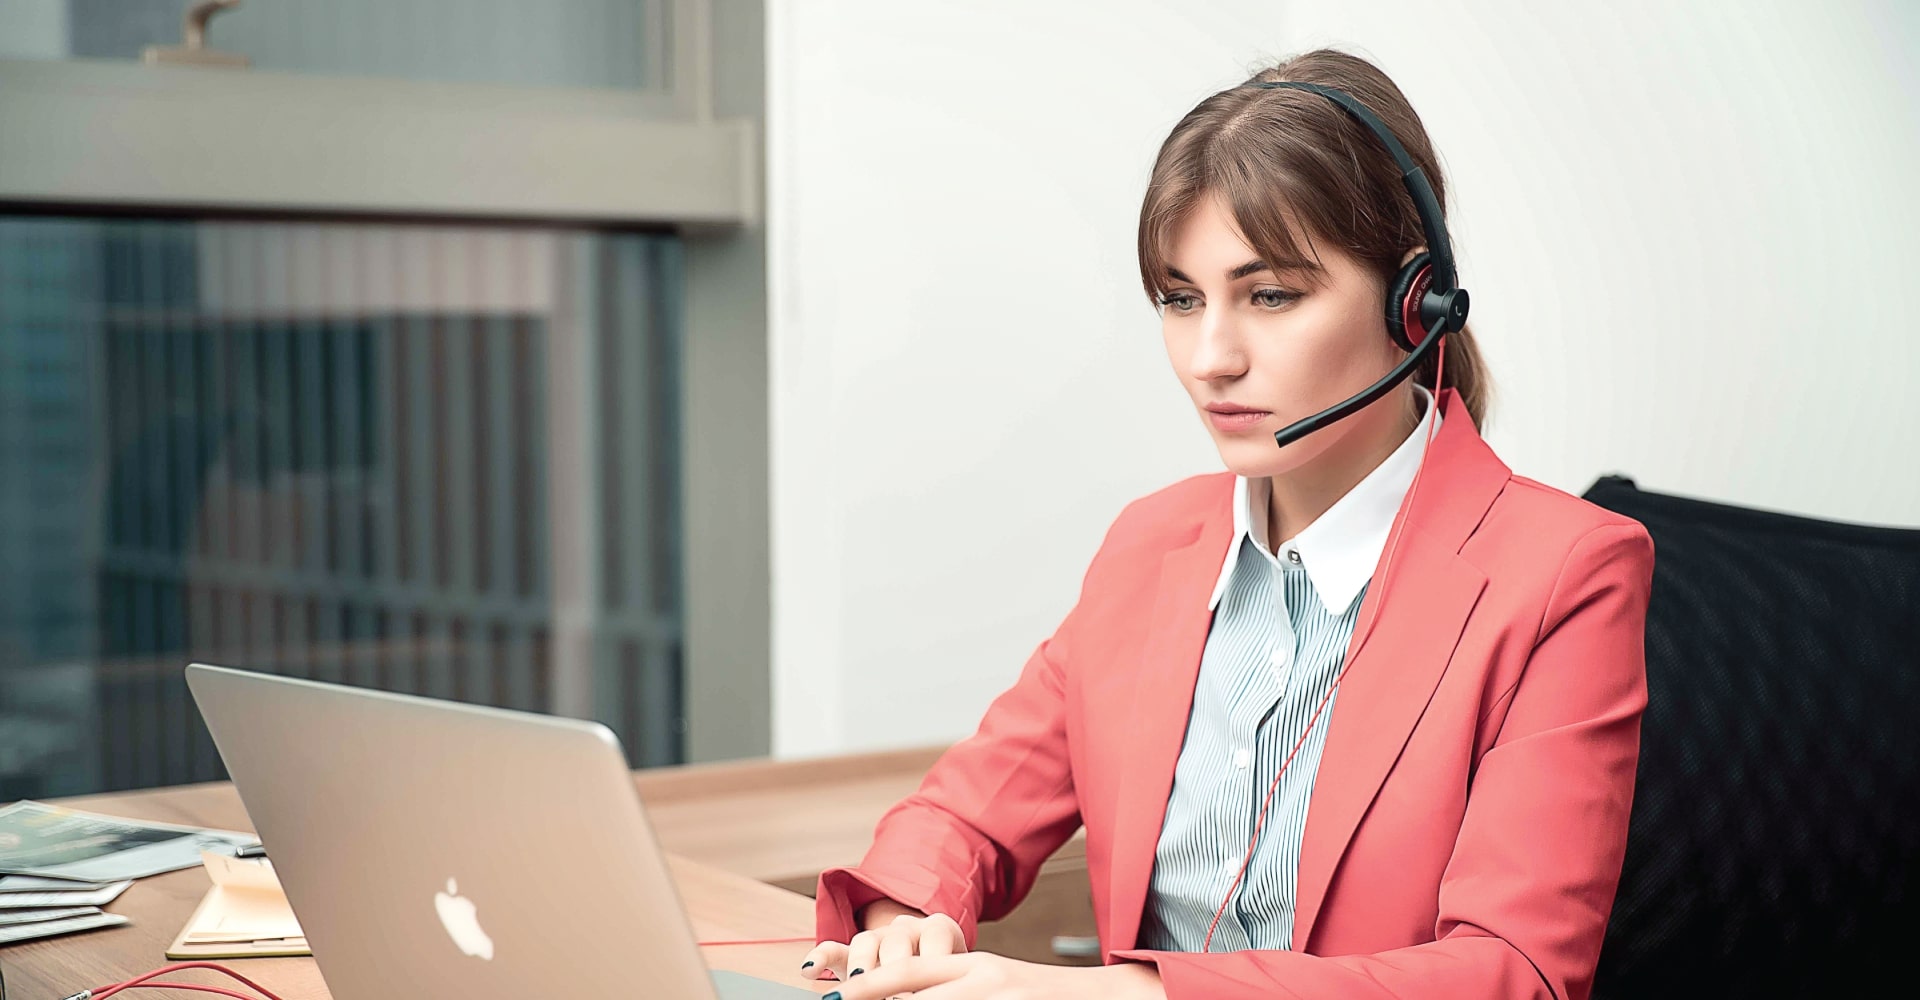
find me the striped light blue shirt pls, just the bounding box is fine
[1139,383,1440,953]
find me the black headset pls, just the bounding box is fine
[1244,80,1470,449]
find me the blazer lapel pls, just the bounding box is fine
[1289,387,1509,950]
[1103,480,1234,958]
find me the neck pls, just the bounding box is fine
[1264,386,1426,549]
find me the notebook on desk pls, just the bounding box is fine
[184,663,817,1000]
[166,850,310,960]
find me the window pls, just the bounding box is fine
[0,217,686,796]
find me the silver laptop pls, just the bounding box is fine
[186,663,818,1000]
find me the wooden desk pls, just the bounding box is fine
[632,746,954,894]
[630,748,1098,966]
[0,782,835,999]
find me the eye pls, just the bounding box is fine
[1156,292,1200,314]
[1252,288,1301,309]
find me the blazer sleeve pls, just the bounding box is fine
[812,507,1123,948]
[1110,520,1656,1000]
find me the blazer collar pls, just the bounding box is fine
[1103,386,1511,959]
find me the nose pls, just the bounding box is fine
[1187,306,1248,383]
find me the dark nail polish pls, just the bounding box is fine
[823,993,841,1000]
[801,961,814,970]
[850,968,865,977]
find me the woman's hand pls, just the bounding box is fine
[812,952,1165,1000]
[800,900,968,984]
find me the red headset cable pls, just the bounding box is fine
[1201,337,1447,953]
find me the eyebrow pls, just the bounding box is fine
[1165,259,1271,284]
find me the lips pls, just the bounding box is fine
[1207,408,1271,433]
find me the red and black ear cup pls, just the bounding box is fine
[1385,252,1434,352]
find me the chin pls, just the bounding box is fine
[1213,420,1344,479]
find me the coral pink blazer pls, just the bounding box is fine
[816,387,1655,1000]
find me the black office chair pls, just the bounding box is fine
[1582,475,1920,999]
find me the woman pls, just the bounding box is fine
[799,47,1653,1000]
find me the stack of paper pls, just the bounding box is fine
[0,801,258,881]
[0,800,259,948]
[167,850,309,959]
[0,875,133,944]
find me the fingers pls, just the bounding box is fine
[917,912,965,959]
[806,912,969,989]
[799,940,847,982]
[819,954,976,1000]
[877,915,919,968]
[845,927,882,979]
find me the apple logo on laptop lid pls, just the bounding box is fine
[434,878,495,961]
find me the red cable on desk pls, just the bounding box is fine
[68,962,287,1000]
[72,939,819,999]
[86,984,258,1000]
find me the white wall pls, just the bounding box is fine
[0,0,66,59]
[766,0,1920,759]
[1276,0,1920,525]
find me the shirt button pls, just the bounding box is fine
[1221,858,1242,879]
[1286,548,1302,565]
[1233,748,1251,769]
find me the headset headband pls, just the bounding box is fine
[1247,80,1457,291]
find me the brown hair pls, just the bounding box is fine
[1137,48,1493,428]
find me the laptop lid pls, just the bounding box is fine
[186,662,730,1000]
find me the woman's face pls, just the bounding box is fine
[1159,191,1408,480]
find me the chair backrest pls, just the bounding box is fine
[1581,475,1920,999]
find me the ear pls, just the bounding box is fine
[1399,246,1428,269]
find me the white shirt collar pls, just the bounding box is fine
[1207,383,1441,617]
